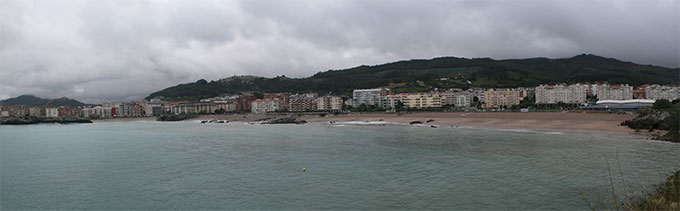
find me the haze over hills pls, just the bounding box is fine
[146,54,679,101]
[0,95,87,107]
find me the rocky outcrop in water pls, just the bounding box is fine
[265,117,307,124]
[156,114,196,121]
[657,131,680,143]
[620,110,670,131]
[0,116,92,125]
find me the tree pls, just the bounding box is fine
[519,96,535,108]
[653,99,673,110]
[254,92,264,99]
[395,101,405,112]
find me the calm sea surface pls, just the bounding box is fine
[1,121,679,210]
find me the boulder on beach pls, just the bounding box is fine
[409,121,423,125]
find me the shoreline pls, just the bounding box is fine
[301,112,637,133]
[87,112,655,138]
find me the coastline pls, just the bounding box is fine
[89,112,649,138]
[302,112,646,138]
[301,112,636,133]
[91,117,156,122]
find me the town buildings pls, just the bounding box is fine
[383,94,405,109]
[251,99,279,114]
[535,83,589,104]
[352,88,391,108]
[264,93,290,111]
[642,84,679,101]
[440,89,473,108]
[315,95,343,111]
[289,93,318,112]
[482,88,520,109]
[591,83,633,100]
[2,81,677,119]
[236,95,256,112]
[402,93,443,109]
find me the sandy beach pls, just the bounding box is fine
[300,112,640,134]
[87,112,648,137]
[96,112,639,135]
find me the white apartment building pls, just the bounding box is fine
[644,84,680,100]
[383,94,405,109]
[46,107,59,117]
[81,106,113,118]
[591,83,633,100]
[251,99,279,114]
[353,88,390,108]
[535,83,589,104]
[441,89,473,107]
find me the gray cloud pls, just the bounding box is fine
[1,0,678,103]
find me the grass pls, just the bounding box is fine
[584,152,679,210]
[629,171,680,210]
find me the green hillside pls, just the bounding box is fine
[0,95,86,107]
[0,95,49,106]
[147,54,679,101]
[47,97,87,107]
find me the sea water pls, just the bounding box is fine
[1,121,678,209]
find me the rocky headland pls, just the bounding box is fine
[0,116,92,125]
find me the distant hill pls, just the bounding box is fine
[0,95,50,106]
[147,54,679,101]
[46,97,87,107]
[0,95,86,107]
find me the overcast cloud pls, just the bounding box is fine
[0,0,678,103]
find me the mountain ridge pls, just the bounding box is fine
[146,54,679,101]
[0,95,87,107]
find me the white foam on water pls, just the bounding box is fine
[332,121,396,125]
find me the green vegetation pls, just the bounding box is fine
[653,99,673,110]
[587,170,680,210]
[0,95,86,107]
[585,152,679,211]
[146,54,679,101]
[630,171,680,210]
[0,95,49,106]
[47,97,87,107]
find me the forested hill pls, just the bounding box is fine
[0,95,87,107]
[146,54,679,101]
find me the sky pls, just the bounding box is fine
[1,0,678,103]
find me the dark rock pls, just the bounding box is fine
[657,131,680,143]
[266,117,307,124]
[156,114,196,121]
[255,117,275,121]
[621,110,670,130]
[426,119,435,123]
[409,121,423,125]
[0,116,91,125]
